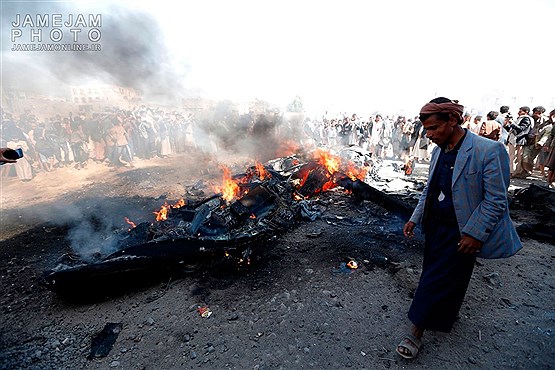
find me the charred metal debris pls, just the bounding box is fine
[41,149,414,296]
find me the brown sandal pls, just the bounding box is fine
[396,334,422,359]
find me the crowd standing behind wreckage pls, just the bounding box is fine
[1,103,554,188]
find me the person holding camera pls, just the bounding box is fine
[504,106,534,178]
[0,148,19,164]
[496,106,510,146]
[3,141,33,181]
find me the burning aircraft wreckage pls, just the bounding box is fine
[42,148,414,297]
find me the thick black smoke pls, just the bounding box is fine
[194,100,305,163]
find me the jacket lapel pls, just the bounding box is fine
[452,131,473,186]
[428,147,440,182]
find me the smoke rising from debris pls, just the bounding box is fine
[194,106,305,163]
[2,2,188,102]
[66,216,119,261]
[22,199,151,261]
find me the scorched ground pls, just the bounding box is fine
[0,152,553,369]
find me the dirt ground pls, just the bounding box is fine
[0,152,553,370]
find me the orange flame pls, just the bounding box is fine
[316,149,340,174]
[124,217,136,231]
[291,149,369,196]
[154,202,171,221]
[173,199,186,208]
[255,161,270,180]
[401,155,414,176]
[308,149,341,192]
[218,166,240,202]
[152,199,187,222]
[321,180,336,192]
[346,162,368,181]
[316,149,368,182]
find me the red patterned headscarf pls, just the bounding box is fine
[419,100,464,121]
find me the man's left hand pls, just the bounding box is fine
[457,234,483,254]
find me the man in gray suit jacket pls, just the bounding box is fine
[396,97,522,359]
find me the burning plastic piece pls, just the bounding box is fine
[197,306,212,318]
[346,259,358,269]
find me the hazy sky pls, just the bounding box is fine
[2,0,554,116]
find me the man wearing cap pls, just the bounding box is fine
[397,97,522,359]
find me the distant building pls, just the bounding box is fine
[70,84,142,108]
[2,86,71,119]
[1,84,144,119]
[181,97,216,112]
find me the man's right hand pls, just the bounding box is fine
[0,148,18,164]
[403,221,416,238]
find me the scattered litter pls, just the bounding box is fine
[333,257,360,274]
[198,306,212,318]
[483,272,500,286]
[332,262,352,274]
[88,323,123,359]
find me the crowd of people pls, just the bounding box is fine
[301,105,555,188]
[1,103,554,188]
[1,106,200,180]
